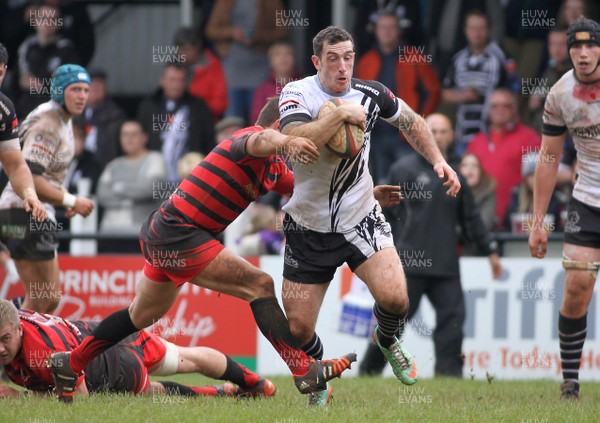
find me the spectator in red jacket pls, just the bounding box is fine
[467,89,541,225]
[250,41,302,125]
[356,12,440,117]
[173,27,227,122]
[356,10,441,183]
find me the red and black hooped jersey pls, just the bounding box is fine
[5,310,160,394]
[162,126,294,234]
[4,309,83,392]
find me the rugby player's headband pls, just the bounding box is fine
[567,18,600,50]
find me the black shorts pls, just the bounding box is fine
[0,208,57,260]
[282,206,395,284]
[563,197,600,248]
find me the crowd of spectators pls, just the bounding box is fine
[1,0,598,254]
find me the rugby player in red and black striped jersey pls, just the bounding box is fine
[0,300,273,398]
[48,97,357,403]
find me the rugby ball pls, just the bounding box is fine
[318,98,364,159]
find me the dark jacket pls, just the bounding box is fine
[386,154,495,277]
[74,99,127,169]
[136,89,215,156]
[66,149,103,195]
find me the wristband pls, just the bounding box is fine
[22,187,37,199]
[62,192,77,208]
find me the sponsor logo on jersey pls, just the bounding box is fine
[354,83,380,96]
[281,103,299,112]
[281,90,302,98]
[280,99,300,113]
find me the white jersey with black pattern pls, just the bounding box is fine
[0,100,75,220]
[543,70,600,208]
[279,75,401,233]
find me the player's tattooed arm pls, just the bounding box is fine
[394,103,443,166]
[246,128,320,164]
[393,101,461,197]
[281,103,366,148]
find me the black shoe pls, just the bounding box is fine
[560,381,580,400]
[47,352,79,404]
[293,353,356,394]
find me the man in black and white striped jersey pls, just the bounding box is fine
[442,10,515,155]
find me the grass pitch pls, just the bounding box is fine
[2,375,599,423]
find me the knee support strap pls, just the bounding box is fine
[562,253,600,279]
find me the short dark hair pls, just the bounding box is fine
[312,26,354,58]
[549,25,569,34]
[88,69,107,80]
[376,10,399,24]
[173,26,201,47]
[268,40,294,56]
[464,9,489,28]
[164,62,187,71]
[256,97,280,127]
[0,43,8,66]
[121,119,146,135]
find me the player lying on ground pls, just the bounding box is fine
[47,97,357,404]
[0,300,274,398]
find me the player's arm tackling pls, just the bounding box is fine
[281,103,366,147]
[246,129,319,164]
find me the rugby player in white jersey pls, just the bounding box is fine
[0,43,45,222]
[278,26,461,405]
[0,64,94,313]
[529,17,600,400]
